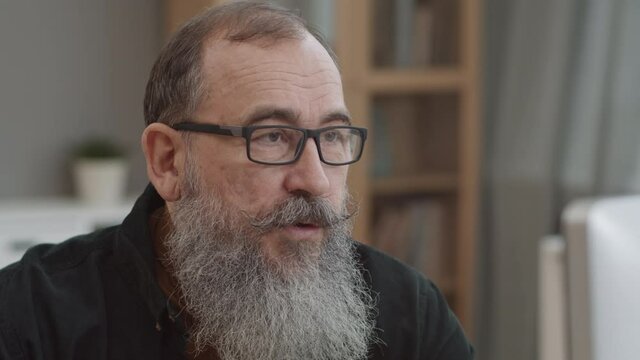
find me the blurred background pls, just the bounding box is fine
[1,1,639,359]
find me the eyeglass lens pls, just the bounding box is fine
[248,127,362,164]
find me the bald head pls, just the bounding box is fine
[143,1,337,127]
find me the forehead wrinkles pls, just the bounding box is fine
[214,57,340,89]
[203,65,342,118]
[231,69,340,94]
[203,38,339,89]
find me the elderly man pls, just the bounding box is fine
[0,2,473,359]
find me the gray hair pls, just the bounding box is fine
[143,1,338,126]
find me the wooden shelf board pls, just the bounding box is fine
[372,173,458,195]
[365,68,463,93]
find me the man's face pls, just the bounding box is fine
[163,36,375,359]
[163,37,375,355]
[186,34,350,262]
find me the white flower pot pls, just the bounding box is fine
[73,158,128,205]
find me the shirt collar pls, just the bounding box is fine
[114,184,176,327]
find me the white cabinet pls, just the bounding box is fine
[0,199,133,268]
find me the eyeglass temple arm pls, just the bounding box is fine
[172,122,243,137]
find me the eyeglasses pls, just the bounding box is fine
[172,122,367,166]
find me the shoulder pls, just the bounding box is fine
[0,225,117,282]
[0,225,119,304]
[354,242,474,359]
[0,227,119,357]
[355,241,432,297]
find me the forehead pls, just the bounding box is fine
[197,35,345,124]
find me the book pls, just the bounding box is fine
[393,0,415,67]
[373,199,447,283]
[420,200,446,282]
[384,97,418,176]
[430,0,458,65]
[373,204,412,258]
[411,1,434,67]
[371,102,394,177]
[372,0,395,67]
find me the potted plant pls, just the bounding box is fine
[71,137,128,205]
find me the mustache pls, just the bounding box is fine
[247,196,355,232]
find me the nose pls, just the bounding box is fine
[283,139,331,197]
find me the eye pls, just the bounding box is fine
[252,128,291,146]
[265,131,282,143]
[322,129,343,143]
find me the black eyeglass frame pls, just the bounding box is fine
[172,122,368,166]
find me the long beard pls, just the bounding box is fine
[163,159,376,359]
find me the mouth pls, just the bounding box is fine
[279,222,323,239]
[293,222,319,229]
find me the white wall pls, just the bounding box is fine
[0,0,162,198]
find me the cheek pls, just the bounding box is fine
[192,141,276,211]
[200,154,349,215]
[217,165,285,212]
[327,168,349,202]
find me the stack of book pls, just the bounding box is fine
[372,199,449,285]
[373,0,459,68]
[371,94,458,178]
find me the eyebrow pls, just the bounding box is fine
[245,107,298,125]
[322,110,352,125]
[244,106,353,126]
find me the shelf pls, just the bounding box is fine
[336,0,480,335]
[372,173,458,195]
[365,68,463,93]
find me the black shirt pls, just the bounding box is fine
[0,185,473,359]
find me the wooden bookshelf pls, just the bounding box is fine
[366,68,463,92]
[372,174,458,195]
[166,0,481,338]
[336,0,481,337]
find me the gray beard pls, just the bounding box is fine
[163,161,376,360]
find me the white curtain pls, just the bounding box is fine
[479,0,640,359]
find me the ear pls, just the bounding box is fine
[141,123,187,202]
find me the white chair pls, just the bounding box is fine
[539,196,640,360]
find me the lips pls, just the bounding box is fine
[294,222,319,229]
[282,223,322,238]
